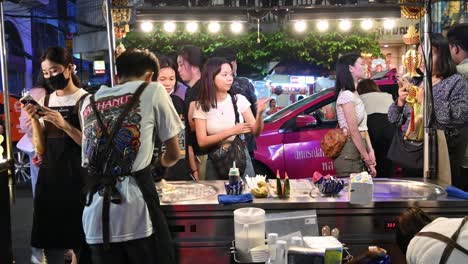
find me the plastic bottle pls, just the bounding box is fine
[275,240,288,264]
[228,161,240,185]
[267,233,278,263]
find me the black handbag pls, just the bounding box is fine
[387,113,424,169]
[207,94,247,178]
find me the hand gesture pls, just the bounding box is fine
[257,97,272,114]
[22,103,41,120]
[368,164,377,177]
[397,78,411,107]
[232,123,252,135]
[32,153,43,166]
[39,106,68,130]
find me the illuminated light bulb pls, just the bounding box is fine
[339,20,352,31]
[361,19,373,30]
[294,20,307,33]
[163,21,176,33]
[141,21,153,32]
[186,21,199,33]
[316,20,329,32]
[230,21,243,33]
[208,21,221,33]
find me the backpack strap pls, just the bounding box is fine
[415,217,468,264]
[87,81,149,249]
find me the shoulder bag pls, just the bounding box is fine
[320,124,347,159]
[207,94,247,178]
[386,111,424,169]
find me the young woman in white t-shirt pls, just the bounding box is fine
[334,53,376,177]
[193,57,270,180]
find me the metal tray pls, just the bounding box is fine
[371,178,446,199]
[156,181,218,203]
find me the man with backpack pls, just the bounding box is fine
[79,49,183,264]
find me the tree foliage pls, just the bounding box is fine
[123,27,382,76]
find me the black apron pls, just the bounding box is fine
[31,94,86,249]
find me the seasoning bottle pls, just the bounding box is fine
[228,161,240,185]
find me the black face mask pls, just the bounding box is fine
[46,72,70,91]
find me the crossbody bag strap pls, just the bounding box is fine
[88,81,149,249]
[230,93,240,124]
[439,216,468,264]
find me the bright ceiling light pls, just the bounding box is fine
[294,20,307,33]
[186,21,199,33]
[361,19,373,30]
[383,19,396,30]
[230,21,243,34]
[163,21,176,33]
[339,20,352,31]
[208,21,221,33]
[316,20,329,32]
[141,21,153,32]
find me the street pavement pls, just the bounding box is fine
[11,184,34,264]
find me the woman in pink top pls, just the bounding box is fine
[334,53,376,177]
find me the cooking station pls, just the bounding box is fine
[159,178,468,264]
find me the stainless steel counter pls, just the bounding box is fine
[159,178,468,264]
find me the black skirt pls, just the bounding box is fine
[31,136,85,249]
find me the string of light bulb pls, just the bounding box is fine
[139,18,398,34]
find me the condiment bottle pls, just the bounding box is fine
[229,161,240,185]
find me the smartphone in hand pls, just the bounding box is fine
[20,95,43,114]
[20,95,39,106]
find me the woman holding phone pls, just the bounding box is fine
[22,46,88,264]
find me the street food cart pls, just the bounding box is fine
[158,178,468,264]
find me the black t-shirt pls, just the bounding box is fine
[231,77,258,153]
[183,80,208,155]
[170,94,185,116]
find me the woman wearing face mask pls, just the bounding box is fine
[334,53,377,177]
[22,46,88,264]
[155,55,190,180]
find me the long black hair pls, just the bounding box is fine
[395,207,433,254]
[429,33,457,79]
[40,46,81,87]
[198,57,232,112]
[335,53,361,95]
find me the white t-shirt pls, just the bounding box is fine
[193,94,250,142]
[38,88,88,108]
[80,81,183,244]
[336,90,368,132]
[407,217,468,264]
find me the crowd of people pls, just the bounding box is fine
[14,22,468,264]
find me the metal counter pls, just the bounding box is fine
[159,178,468,264]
